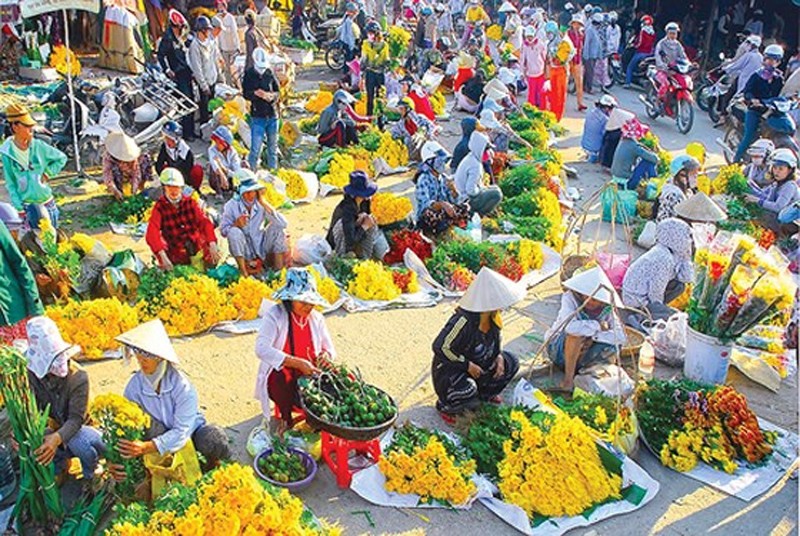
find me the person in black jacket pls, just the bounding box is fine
[325,171,389,259]
[155,121,204,192]
[431,267,522,421]
[158,9,196,139]
[242,47,280,170]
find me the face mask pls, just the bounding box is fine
[751,156,764,166]
[255,65,267,75]
[49,354,69,378]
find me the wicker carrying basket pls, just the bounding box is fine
[621,326,646,358]
[560,254,591,282]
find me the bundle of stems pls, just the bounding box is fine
[0,346,64,525]
[59,484,114,536]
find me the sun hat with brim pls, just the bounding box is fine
[498,1,516,12]
[272,267,330,307]
[5,103,36,127]
[116,319,180,364]
[570,14,584,25]
[670,155,701,176]
[482,97,506,113]
[563,266,623,308]
[459,267,527,313]
[238,176,265,195]
[674,192,728,222]
[25,316,81,379]
[479,109,502,130]
[105,131,141,161]
[344,170,378,198]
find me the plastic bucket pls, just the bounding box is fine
[683,327,732,384]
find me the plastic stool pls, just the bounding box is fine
[321,431,381,488]
[271,404,306,426]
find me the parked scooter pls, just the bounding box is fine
[716,96,799,164]
[640,59,697,134]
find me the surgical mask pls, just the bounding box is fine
[432,154,449,174]
[750,156,764,166]
[255,65,267,75]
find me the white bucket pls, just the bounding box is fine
[683,327,732,385]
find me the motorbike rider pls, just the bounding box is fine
[188,16,221,134]
[716,35,763,125]
[157,9,196,140]
[155,121,204,193]
[744,138,775,189]
[746,148,800,235]
[391,97,437,162]
[733,44,787,163]
[460,0,490,48]
[653,22,689,100]
[317,90,371,148]
[624,14,656,88]
[336,2,361,66]
[360,21,390,117]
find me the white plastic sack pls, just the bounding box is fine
[246,420,272,458]
[292,234,332,266]
[649,312,687,367]
[573,364,635,399]
[636,221,657,249]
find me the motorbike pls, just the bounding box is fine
[617,35,653,87]
[716,96,799,164]
[640,59,697,134]
[609,51,624,86]
[696,53,732,123]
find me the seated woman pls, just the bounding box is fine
[610,118,659,190]
[415,141,470,235]
[255,268,335,432]
[220,170,289,275]
[656,156,699,222]
[326,171,389,260]
[145,168,221,270]
[744,139,774,189]
[391,97,436,162]
[317,90,371,148]
[400,75,436,121]
[115,319,231,471]
[599,106,635,169]
[453,131,503,216]
[103,132,153,200]
[25,316,105,485]
[622,218,694,329]
[207,125,242,198]
[450,117,480,172]
[432,267,522,422]
[746,148,800,236]
[455,68,485,113]
[155,121,204,193]
[545,267,627,392]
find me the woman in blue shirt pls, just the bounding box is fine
[415,141,470,236]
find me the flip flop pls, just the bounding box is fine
[439,411,457,425]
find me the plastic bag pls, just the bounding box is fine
[143,439,202,498]
[593,251,630,289]
[246,420,272,458]
[649,312,687,367]
[636,221,657,249]
[292,234,332,266]
[601,182,637,224]
[573,364,635,399]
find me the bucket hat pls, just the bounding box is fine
[344,170,378,198]
[25,316,81,379]
[272,267,330,307]
[5,103,36,127]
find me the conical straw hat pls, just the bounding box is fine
[459,267,527,312]
[115,319,179,363]
[105,131,141,162]
[562,266,623,307]
[674,192,728,222]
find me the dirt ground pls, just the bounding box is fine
[4,63,798,535]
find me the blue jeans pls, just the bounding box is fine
[625,52,651,85]
[249,117,279,170]
[54,425,106,479]
[734,109,761,163]
[24,198,59,230]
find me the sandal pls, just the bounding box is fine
[439,411,457,425]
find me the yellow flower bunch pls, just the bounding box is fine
[371,192,413,225]
[508,239,544,273]
[380,436,477,506]
[486,24,503,41]
[321,152,356,188]
[354,93,368,117]
[280,121,298,147]
[218,99,247,127]
[376,132,409,168]
[69,233,97,255]
[226,277,274,320]
[49,45,81,77]
[497,411,622,518]
[347,260,401,301]
[46,298,139,359]
[345,146,375,176]
[277,169,309,200]
[307,266,341,305]
[711,163,744,195]
[152,274,238,336]
[305,91,333,114]
[387,26,412,58]
[534,187,563,251]
[89,393,150,432]
[430,91,446,117]
[659,422,738,474]
[696,174,711,195]
[124,206,152,225]
[262,183,288,207]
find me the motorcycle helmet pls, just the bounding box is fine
[253,47,270,71]
[665,22,680,33]
[195,15,211,31]
[544,21,558,36]
[583,3,593,12]
[421,5,433,16]
[421,140,448,162]
[764,44,785,61]
[168,9,187,27]
[564,2,574,10]
[160,167,185,187]
[334,89,356,105]
[748,138,775,157]
[670,155,700,176]
[524,25,536,37]
[609,10,617,21]
[133,102,159,123]
[745,35,762,48]
[211,125,234,146]
[591,13,603,24]
[345,2,358,13]
[365,21,381,35]
[770,148,798,168]
[162,120,183,140]
[641,15,653,25]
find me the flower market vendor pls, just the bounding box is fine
[255,268,334,432]
[415,141,470,235]
[745,148,800,235]
[115,319,231,471]
[581,95,615,163]
[207,125,243,198]
[318,90,371,148]
[0,104,67,230]
[432,267,522,421]
[391,97,437,162]
[656,155,700,223]
[103,132,154,201]
[0,219,43,327]
[25,317,106,483]
[610,118,659,190]
[673,192,728,224]
[155,121,204,193]
[450,116,481,172]
[454,131,503,216]
[545,267,627,392]
[220,170,289,275]
[622,218,694,330]
[145,168,221,271]
[326,171,390,260]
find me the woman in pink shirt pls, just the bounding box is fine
[520,25,547,108]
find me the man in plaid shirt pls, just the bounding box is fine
[146,168,221,269]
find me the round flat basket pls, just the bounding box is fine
[560,254,591,282]
[300,387,398,442]
[621,326,645,358]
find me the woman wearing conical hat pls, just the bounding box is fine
[431,268,523,422]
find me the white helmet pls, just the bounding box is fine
[609,10,617,21]
[599,94,617,107]
[747,138,775,156]
[583,3,592,12]
[564,2,574,10]
[665,22,680,33]
[764,44,784,60]
[420,140,449,162]
[745,34,762,47]
[771,148,798,168]
[253,47,270,70]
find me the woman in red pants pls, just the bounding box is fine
[544,21,574,121]
[254,268,336,433]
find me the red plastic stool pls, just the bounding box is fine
[321,431,381,488]
[271,405,306,427]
